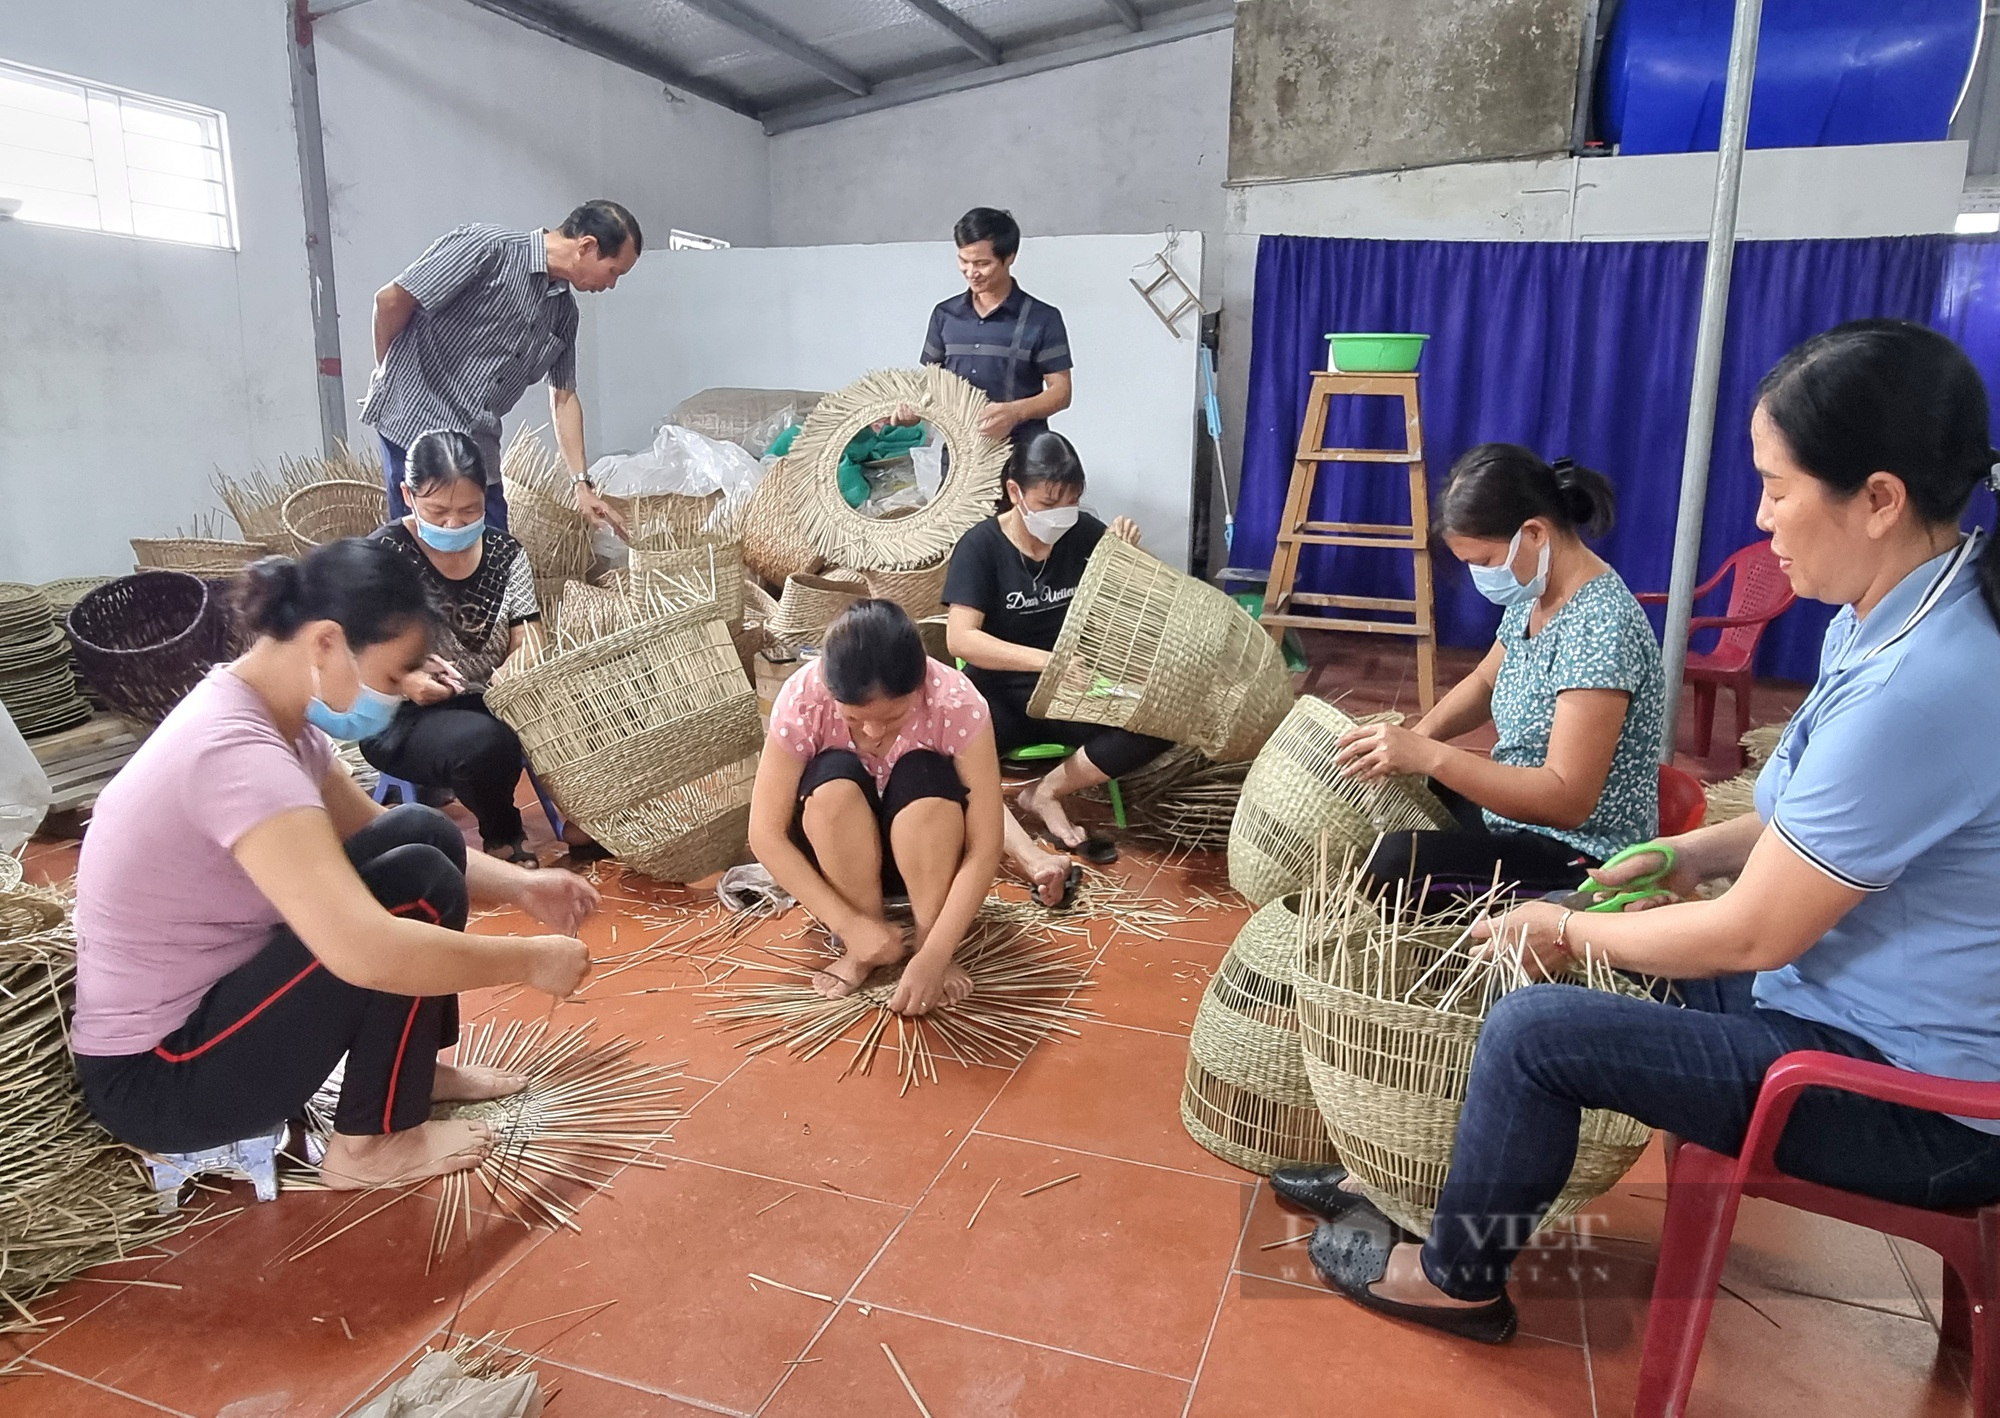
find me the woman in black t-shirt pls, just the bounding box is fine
[943,432,1170,903]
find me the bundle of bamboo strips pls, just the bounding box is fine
[425,1021,684,1265]
[1084,746,1248,851]
[703,908,1093,1094]
[0,884,186,1331]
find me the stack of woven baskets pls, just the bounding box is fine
[488,597,760,884]
[0,883,182,1330]
[0,585,92,738]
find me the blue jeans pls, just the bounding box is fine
[1423,974,2000,1301]
[378,434,509,530]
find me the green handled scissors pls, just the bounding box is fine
[1562,842,1678,913]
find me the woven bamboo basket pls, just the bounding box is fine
[1181,893,1341,1174]
[858,557,951,618]
[1290,876,1652,1237]
[786,367,1007,572]
[487,603,760,883]
[1028,537,1295,765]
[215,444,379,553]
[556,582,634,648]
[1228,697,1458,905]
[767,571,868,652]
[66,572,229,724]
[280,480,389,556]
[621,491,726,551]
[129,538,262,577]
[1090,746,1249,851]
[629,543,746,627]
[741,456,828,585]
[501,427,594,584]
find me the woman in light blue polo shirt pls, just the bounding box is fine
[1291,320,2000,1346]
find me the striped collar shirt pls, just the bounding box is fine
[921,285,1071,442]
[361,224,578,480]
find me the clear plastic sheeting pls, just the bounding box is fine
[0,703,50,855]
[587,424,767,561]
[349,1350,542,1418]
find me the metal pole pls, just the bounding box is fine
[1657,0,1765,762]
[286,0,348,457]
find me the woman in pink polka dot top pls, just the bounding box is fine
[748,599,1005,1015]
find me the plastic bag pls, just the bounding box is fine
[588,424,769,561]
[0,702,51,855]
[349,1350,542,1418]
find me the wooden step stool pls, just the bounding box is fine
[1259,370,1438,711]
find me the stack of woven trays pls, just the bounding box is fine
[0,585,91,738]
[0,883,184,1330]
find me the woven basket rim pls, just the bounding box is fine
[66,572,216,657]
[787,367,1008,572]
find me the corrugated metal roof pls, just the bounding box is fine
[466,0,1235,130]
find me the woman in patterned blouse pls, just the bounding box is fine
[749,600,1005,1016]
[1334,444,1665,899]
[361,431,546,866]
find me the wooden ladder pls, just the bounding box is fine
[1259,370,1438,711]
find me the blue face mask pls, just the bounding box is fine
[412,509,484,553]
[1467,527,1551,607]
[304,650,405,741]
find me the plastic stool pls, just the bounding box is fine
[147,1122,287,1212]
[1001,742,1126,829]
[371,763,564,839]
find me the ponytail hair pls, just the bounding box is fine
[1756,319,2000,627]
[235,537,436,648]
[823,599,928,704]
[1436,443,1617,542]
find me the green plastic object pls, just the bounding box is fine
[1324,332,1429,373]
[1000,741,1127,830]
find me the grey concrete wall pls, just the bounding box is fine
[1229,0,1587,183]
[768,30,1232,268]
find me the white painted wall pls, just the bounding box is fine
[0,0,769,585]
[313,0,772,460]
[0,0,319,583]
[594,233,1205,567]
[767,30,1231,276]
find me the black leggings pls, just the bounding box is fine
[979,675,1171,780]
[1361,784,1599,901]
[75,806,469,1153]
[788,748,967,896]
[361,693,526,848]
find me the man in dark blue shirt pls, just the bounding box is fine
[916,208,1073,444]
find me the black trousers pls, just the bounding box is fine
[788,748,967,896]
[979,674,1171,780]
[361,693,526,848]
[76,806,470,1152]
[1362,784,1600,901]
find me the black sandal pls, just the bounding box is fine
[486,839,541,868]
[1307,1203,1518,1345]
[1046,863,1085,912]
[1042,832,1118,866]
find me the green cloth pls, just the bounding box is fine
[763,422,927,507]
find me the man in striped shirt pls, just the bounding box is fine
[915,208,1073,445]
[361,199,641,534]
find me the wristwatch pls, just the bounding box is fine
[572,472,594,490]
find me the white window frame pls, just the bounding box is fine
[668,228,731,251]
[0,58,239,251]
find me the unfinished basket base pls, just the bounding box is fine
[1180,1057,1341,1176]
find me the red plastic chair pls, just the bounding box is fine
[1657,764,1707,837]
[1636,1051,2000,1417]
[1638,540,1796,761]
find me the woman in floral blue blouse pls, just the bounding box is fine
[1334,444,1665,897]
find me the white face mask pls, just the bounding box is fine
[1020,504,1080,545]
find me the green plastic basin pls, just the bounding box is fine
[1325,332,1429,373]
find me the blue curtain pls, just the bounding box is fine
[1240,235,1967,684]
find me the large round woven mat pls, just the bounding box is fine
[785,367,1007,573]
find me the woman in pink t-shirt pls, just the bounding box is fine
[749,600,1004,1015]
[72,539,597,1193]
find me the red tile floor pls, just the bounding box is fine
[0,636,1962,1417]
